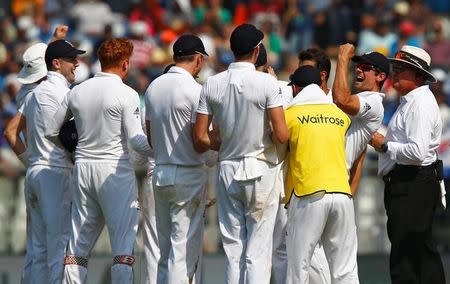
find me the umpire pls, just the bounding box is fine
[370,45,446,284]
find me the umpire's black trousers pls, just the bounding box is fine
[383,163,445,284]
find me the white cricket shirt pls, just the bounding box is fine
[197,62,283,161]
[145,66,203,166]
[16,83,38,110]
[59,72,150,161]
[19,71,72,168]
[378,85,441,175]
[345,91,384,170]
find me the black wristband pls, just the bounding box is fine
[381,142,388,153]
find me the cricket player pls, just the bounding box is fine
[193,23,288,284]
[332,44,390,195]
[144,34,208,284]
[4,39,85,283]
[3,25,69,283]
[45,38,152,283]
[284,65,358,284]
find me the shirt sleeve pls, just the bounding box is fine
[266,77,284,109]
[144,86,152,122]
[387,103,433,164]
[355,94,383,133]
[197,81,212,115]
[122,91,152,156]
[44,91,72,145]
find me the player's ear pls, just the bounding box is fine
[122,58,129,72]
[377,71,387,83]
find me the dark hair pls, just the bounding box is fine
[298,48,331,82]
[233,50,254,61]
[173,54,197,63]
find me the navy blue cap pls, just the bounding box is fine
[230,24,264,56]
[288,65,321,87]
[173,34,208,57]
[45,40,85,66]
[352,51,390,75]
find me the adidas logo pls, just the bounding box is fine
[133,107,140,115]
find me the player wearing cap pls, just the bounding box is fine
[333,44,390,195]
[45,38,152,283]
[16,25,69,110]
[370,45,446,284]
[144,34,208,284]
[4,39,85,283]
[193,23,288,284]
[284,65,358,283]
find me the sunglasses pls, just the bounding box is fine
[394,51,428,71]
[356,63,379,73]
[392,64,409,74]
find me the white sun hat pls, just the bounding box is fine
[17,43,48,84]
[388,45,437,83]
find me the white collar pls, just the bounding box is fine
[47,71,71,88]
[287,84,331,108]
[401,85,430,103]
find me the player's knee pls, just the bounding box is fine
[113,255,135,266]
[64,255,88,268]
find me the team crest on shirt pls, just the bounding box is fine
[362,103,371,114]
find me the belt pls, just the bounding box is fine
[383,160,443,183]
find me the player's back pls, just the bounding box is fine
[69,72,138,161]
[146,67,203,165]
[202,63,281,161]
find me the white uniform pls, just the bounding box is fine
[345,91,384,170]
[198,62,282,284]
[285,85,359,284]
[145,66,206,284]
[46,72,151,284]
[18,71,73,284]
[272,82,331,284]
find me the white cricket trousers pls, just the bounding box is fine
[152,164,206,284]
[286,193,359,284]
[217,159,279,284]
[140,171,159,284]
[63,161,139,284]
[24,165,72,284]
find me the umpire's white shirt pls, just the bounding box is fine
[19,71,72,168]
[345,91,384,170]
[17,83,38,110]
[378,85,441,175]
[145,66,203,166]
[57,72,150,161]
[197,62,283,161]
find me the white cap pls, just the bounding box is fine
[17,43,48,84]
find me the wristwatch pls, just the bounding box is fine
[381,142,388,153]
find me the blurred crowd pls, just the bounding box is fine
[1,0,450,254]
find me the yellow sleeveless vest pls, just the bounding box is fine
[284,104,351,204]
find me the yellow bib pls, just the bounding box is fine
[284,104,351,204]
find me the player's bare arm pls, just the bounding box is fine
[368,131,385,153]
[193,113,214,153]
[349,147,367,196]
[268,106,289,144]
[3,112,27,164]
[332,43,360,116]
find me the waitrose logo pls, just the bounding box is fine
[298,114,345,126]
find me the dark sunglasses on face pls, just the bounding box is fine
[392,64,408,74]
[356,63,379,73]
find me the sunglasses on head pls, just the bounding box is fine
[356,63,379,73]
